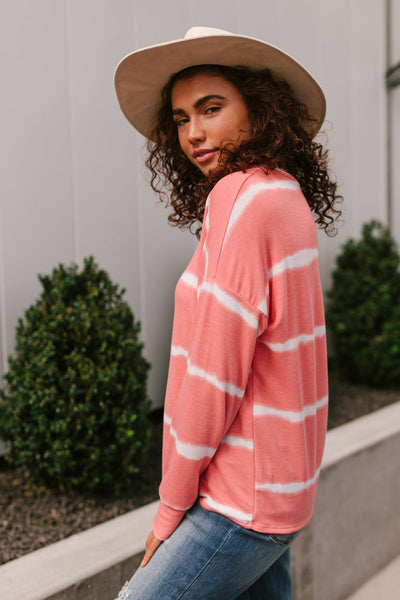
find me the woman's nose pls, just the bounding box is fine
[187,117,206,143]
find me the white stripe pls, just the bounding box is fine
[258,281,269,318]
[256,467,321,494]
[262,325,326,352]
[205,205,210,232]
[165,421,216,461]
[187,360,245,398]
[200,281,258,329]
[253,396,328,422]
[201,494,253,523]
[170,349,244,397]
[258,295,268,316]
[160,495,192,512]
[181,272,198,289]
[221,434,254,450]
[226,180,300,237]
[257,249,318,317]
[269,248,319,279]
[171,345,189,358]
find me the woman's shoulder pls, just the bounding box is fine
[209,167,300,201]
[205,166,313,250]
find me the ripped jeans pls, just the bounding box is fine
[114,500,299,600]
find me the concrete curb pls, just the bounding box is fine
[1,402,400,600]
[345,554,400,600]
[0,501,159,600]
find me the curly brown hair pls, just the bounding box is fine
[146,64,342,236]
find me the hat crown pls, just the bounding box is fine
[184,26,231,40]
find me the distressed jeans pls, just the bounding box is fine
[114,500,299,599]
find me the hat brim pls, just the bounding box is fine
[114,32,326,140]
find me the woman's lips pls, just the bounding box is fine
[193,149,217,164]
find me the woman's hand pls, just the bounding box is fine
[140,530,163,567]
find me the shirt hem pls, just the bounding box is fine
[199,497,312,534]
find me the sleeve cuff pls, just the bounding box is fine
[152,500,187,540]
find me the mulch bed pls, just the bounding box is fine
[1,370,399,565]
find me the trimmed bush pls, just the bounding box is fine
[0,257,151,493]
[326,220,400,387]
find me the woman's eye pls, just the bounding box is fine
[175,118,188,127]
[205,106,221,115]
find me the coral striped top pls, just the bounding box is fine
[152,167,328,541]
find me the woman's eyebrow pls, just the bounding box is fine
[172,94,227,116]
[193,94,226,109]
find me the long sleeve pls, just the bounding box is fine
[153,279,267,539]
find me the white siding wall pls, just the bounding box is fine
[0,0,390,408]
[390,0,400,245]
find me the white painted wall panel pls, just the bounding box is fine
[318,0,387,289]
[390,0,400,246]
[65,0,142,309]
[391,87,400,244]
[0,1,75,368]
[0,0,392,409]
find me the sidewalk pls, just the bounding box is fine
[346,554,400,599]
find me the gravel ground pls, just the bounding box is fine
[1,371,399,565]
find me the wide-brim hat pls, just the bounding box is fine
[114,26,326,140]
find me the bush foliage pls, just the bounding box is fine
[0,257,151,493]
[326,221,400,387]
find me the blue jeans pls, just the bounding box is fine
[115,500,299,599]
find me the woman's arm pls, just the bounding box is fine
[153,280,266,539]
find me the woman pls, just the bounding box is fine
[114,27,341,600]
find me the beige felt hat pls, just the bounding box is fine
[114,26,326,140]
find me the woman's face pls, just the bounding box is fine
[171,72,252,176]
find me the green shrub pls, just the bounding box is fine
[0,257,151,493]
[326,220,400,387]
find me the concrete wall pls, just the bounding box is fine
[291,403,400,599]
[0,403,399,600]
[0,0,391,407]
